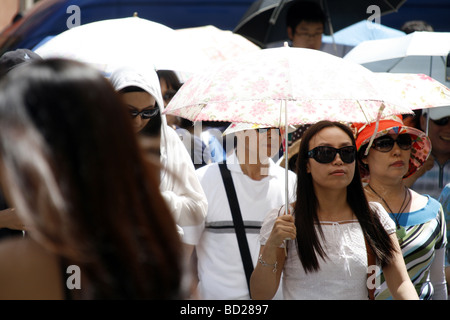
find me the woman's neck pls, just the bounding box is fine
[315,187,353,221]
[365,177,411,214]
[365,176,406,202]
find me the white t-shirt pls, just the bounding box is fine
[259,201,396,300]
[184,152,297,299]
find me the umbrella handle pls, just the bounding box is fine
[284,99,289,258]
[283,99,289,217]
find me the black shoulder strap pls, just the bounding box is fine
[218,163,254,296]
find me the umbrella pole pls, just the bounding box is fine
[322,0,337,54]
[283,99,289,257]
[284,99,289,216]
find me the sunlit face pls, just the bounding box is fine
[288,20,323,50]
[420,115,450,162]
[363,133,411,181]
[307,127,355,190]
[235,128,282,164]
[121,91,157,133]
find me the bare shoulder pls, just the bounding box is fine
[0,237,64,299]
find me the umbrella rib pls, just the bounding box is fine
[357,100,371,124]
[383,0,398,11]
[429,56,433,78]
[264,0,289,46]
[386,58,403,73]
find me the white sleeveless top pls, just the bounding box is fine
[259,202,395,300]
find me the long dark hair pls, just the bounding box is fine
[294,121,395,273]
[0,59,182,299]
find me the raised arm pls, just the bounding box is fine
[250,214,296,300]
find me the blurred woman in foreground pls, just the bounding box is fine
[0,59,182,299]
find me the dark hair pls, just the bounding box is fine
[286,1,326,31]
[294,120,395,273]
[157,69,182,92]
[0,58,182,299]
[401,20,433,34]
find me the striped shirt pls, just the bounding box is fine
[437,184,450,268]
[374,196,447,300]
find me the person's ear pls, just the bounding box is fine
[419,115,427,131]
[287,26,294,41]
[361,157,369,167]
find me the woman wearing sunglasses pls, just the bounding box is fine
[250,120,418,300]
[109,66,208,290]
[354,116,448,300]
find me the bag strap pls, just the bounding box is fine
[218,163,254,297]
[365,237,376,300]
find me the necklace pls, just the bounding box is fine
[367,184,410,240]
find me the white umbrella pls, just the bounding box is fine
[164,46,413,214]
[175,25,260,63]
[34,16,211,77]
[322,20,406,47]
[344,31,450,85]
[165,47,412,126]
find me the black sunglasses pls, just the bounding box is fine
[371,134,412,153]
[431,116,450,126]
[129,108,159,120]
[307,146,356,164]
[256,128,281,135]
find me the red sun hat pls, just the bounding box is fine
[351,115,431,179]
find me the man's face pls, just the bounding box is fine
[288,20,323,50]
[235,128,282,164]
[420,115,450,162]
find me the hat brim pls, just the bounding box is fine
[357,122,431,179]
[424,106,450,120]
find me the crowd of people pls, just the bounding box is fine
[0,0,447,301]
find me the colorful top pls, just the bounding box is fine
[374,196,447,300]
[437,184,450,268]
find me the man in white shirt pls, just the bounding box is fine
[184,126,296,299]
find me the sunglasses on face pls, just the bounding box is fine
[129,108,159,120]
[256,128,281,135]
[431,116,450,126]
[307,146,356,164]
[371,134,412,152]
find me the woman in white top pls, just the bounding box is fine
[109,66,208,231]
[250,120,418,300]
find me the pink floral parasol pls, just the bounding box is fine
[164,46,412,127]
[163,46,414,215]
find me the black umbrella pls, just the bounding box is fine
[234,0,405,48]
